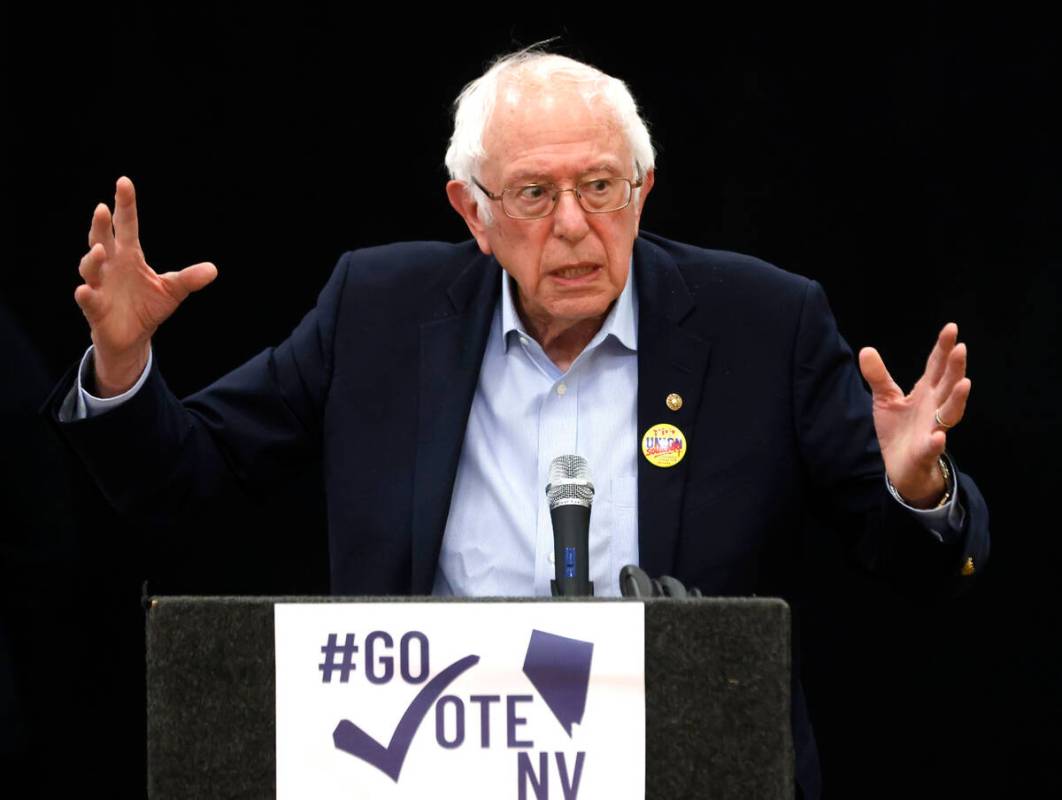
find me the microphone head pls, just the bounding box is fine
[545,454,595,509]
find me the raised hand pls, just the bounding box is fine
[858,323,971,508]
[75,176,217,396]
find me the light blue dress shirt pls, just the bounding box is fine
[432,267,641,598]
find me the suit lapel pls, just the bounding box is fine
[410,253,500,594]
[635,237,712,578]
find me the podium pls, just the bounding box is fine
[146,596,793,799]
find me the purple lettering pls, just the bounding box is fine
[517,751,549,800]
[556,752,585,800]
[365,631,393,684]
[434,695,464,749]
[400,631,430,684]
[507,695,534,748]
[470,694,501,748]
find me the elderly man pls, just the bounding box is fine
[51,50,989,798]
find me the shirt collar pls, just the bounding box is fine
[500,255,638,354]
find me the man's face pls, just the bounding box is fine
[447,84,653,334]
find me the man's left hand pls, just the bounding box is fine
[858,323,971,508]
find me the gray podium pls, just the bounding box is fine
[145,596,793,799]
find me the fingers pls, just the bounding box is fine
[923,322,959,386]
[112,176,141,246]
[78,243,106,287]
[859,346,901,399]
[178,262,219,294]
[927,428,948,459]
[74,283,106,322]
[936,377,971,430]
[158,262,218,302]
[88,202,116,257]
[934,341,967,403]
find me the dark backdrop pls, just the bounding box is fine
[4,8,1059,798]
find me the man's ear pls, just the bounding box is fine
[446,180,493,255]
[632,168,655,236]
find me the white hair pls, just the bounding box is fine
[444,47,656,224]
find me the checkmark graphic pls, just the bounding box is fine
[332,654,479,781]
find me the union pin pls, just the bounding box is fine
[642,423,687,468]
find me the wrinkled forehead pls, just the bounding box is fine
[481,79,630,178]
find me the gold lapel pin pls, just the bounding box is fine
[666,393,683,412]
[961,557,975,577]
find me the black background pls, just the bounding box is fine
[3,8,1059,798]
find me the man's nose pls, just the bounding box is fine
[551,188,590,241]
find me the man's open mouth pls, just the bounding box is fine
[550,264,600,279]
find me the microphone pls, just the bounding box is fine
[545,455,595,597]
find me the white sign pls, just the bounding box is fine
[275,602,645,799]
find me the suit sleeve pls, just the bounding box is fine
[43,252,352,521]
[791,279,989,595]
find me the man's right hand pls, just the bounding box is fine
[75,176,217,397]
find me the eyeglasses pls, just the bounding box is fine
[471,176,643,220]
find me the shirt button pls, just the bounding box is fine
[520,336,529,346]
[548,550,556,564]
[556,383,568,396]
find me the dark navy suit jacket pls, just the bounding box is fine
[48,231,990,798]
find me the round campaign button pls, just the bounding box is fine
[641,423,687,468]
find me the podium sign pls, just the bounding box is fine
[275,602,645,799]
[146,597,792,799]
